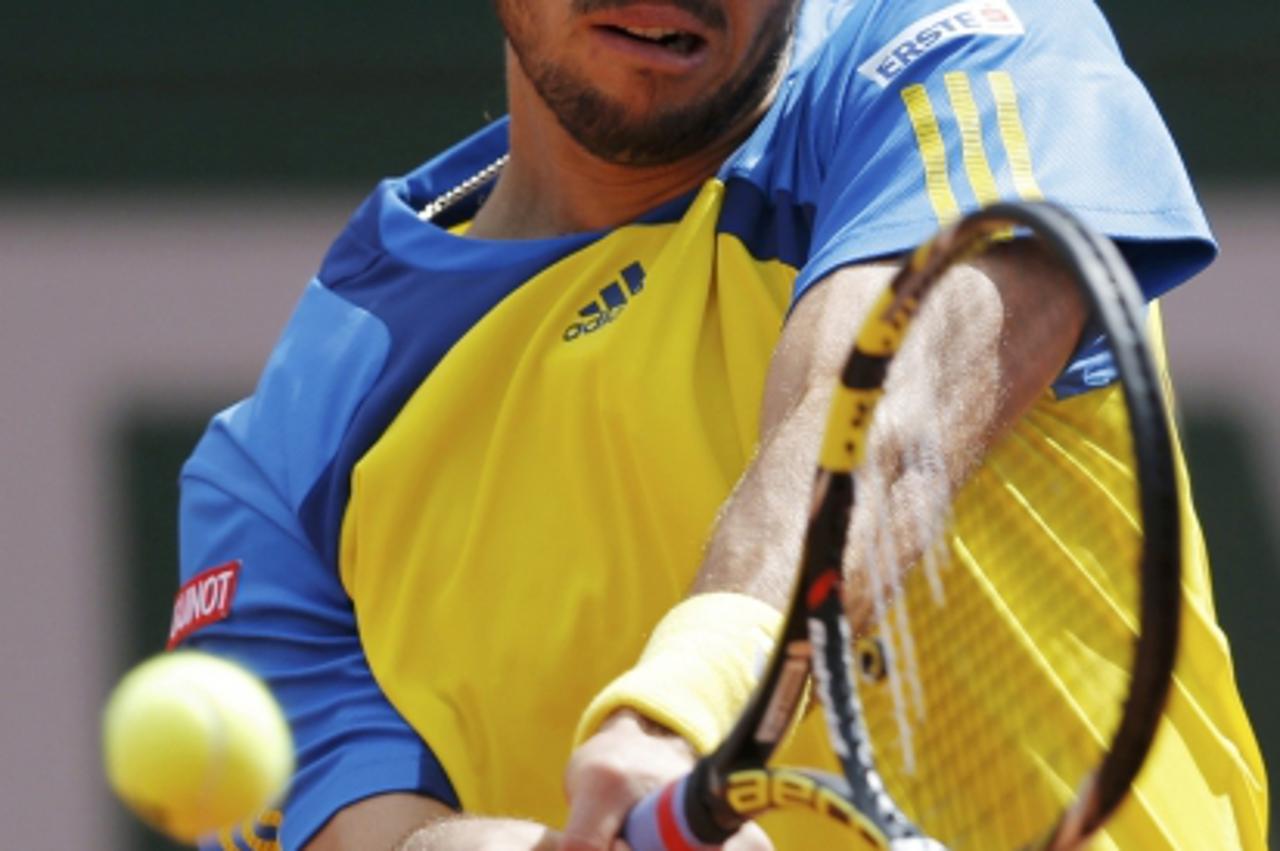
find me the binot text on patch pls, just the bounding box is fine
[168,560,241,648]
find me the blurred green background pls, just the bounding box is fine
[2,4,506,187]
[3,1,1276,186]
[2,1,1272,848]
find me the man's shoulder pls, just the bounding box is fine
[183,277,391,513]
[725,0,1111,182]
[792,0,1080,93]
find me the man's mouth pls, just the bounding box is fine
[602,24,706,56]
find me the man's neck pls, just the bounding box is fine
[467,50,762,240]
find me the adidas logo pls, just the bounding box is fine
[563,262,646,342]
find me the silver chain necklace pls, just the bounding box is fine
[417,154,509,223]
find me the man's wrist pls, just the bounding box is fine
[573,593,782,754]
[597,708,698,761]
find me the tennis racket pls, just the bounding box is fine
[622,201,1181,850]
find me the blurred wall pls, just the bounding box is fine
[0,195,344,848]
[1,1,1274,848]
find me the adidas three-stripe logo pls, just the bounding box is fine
[901,70,1044,226]
[563,262,646,342]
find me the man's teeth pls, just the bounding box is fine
[612,26,700,54]
[622,27,681,40]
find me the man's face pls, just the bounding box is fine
[495,0,799,165]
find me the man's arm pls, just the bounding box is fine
[562,241,1087,849]
[307,793,561,851]
[698,240,1086,624]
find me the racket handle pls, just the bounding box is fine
[623,775,724,851]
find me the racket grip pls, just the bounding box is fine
[623,775,722,851]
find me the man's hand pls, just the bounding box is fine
[306,791,562,851]
[561,709,773,851]
[399,818,561,851]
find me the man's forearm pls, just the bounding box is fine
[693,243,1086,622]
[303,791,558,851]
[691,366,836,610]
[398,816,560,851]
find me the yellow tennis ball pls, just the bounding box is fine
[102,650,294,843]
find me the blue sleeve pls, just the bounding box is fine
[177,280,458,850]
[790,0,1216,303]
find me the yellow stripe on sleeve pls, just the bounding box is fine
[236,819,283,851]
[944,72,1002,207]
[988,71,1044,201]
[211,811,281,851]
[901,84,961,225]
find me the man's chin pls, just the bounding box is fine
[526,35,790,166]
[541,90,726,166]
[564,115,729,167]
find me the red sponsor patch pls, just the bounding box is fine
[167,560,241,648]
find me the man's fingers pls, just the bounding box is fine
[561,711,696,851]
[560,781,631,850]
[561,745,643,850]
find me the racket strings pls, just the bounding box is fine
[857,424,958,775]
[855,381,1143,849]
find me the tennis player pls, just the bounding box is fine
[173,1,1267,849]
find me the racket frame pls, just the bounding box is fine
[633,201,1182,851]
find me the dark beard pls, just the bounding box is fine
[509,1,798,166]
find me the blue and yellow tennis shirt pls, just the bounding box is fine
[175,1,1266,848]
